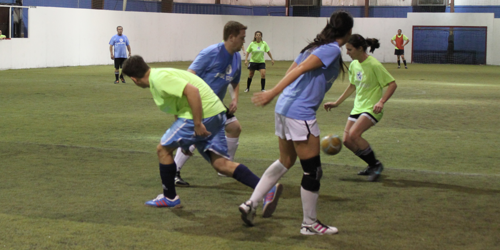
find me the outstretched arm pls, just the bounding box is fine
[252,54,323,106]
[324,84,356,111]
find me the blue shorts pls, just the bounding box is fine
[160,112,229,162]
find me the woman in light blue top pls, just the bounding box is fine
[239,10,354,235]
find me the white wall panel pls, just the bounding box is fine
[454,0,500,6]
[1,7,498,70]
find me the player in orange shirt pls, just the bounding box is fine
[391,29,410,69]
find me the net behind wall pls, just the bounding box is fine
[412,26,487,65]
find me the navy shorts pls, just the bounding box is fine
[394,49,404,56]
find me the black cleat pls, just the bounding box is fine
[120,77,126,83]
[357,166,372,176]
[174,172,190,187]
[367,162,384,182]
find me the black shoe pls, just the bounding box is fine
[174,172,190,187]
[367,162,384,182]
[357,166,372,176]
[120,77,126,83]
[114,80,119,84]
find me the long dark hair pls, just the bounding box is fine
[253,31,262,42]
[348,34,380,53]
[301,10,353,74]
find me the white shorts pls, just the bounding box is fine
[274,113,320,141]
[225,116,237,125]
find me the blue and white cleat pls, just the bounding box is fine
[262,183,283,218]
[145,194,182,208]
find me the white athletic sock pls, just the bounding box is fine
[226,137,239,161]
[301,187,319,225]
[249,160,288,207]
[173,145,195,172]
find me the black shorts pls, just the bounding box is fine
[248,62,266,71]
[114,58,126,69]
[225,107,235,120]
[349,113,379,124]
[394,49,405,56]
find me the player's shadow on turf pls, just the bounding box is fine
[190,182,350,202]
[382,179,500,195]
[338,177,384,183]
[171,209,288,242]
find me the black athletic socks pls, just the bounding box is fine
[159,163,177,199]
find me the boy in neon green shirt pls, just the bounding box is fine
[121,55,281,214]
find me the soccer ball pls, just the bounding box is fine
[321,134,342,155]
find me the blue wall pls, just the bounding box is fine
[413,27,486,64]
[22,0,161,11]
[446,6,500,18]
[174,3,285,16]
[13,1,500,18]
[321,6,412,18]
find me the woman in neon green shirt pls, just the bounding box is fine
[244,31,274,92]
[324,34,397,182]
[0,30,6,40]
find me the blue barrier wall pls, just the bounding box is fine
[413,27,486,64]
[22,0,161,11]
[13,2,500,18]
[321,6,412,18]
[174,3,285,16]
[22,0,91,8]
[446,6,500,18]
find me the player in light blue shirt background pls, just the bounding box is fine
[109,26,131,84]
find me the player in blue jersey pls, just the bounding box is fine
[238,11,353,235]
[109,26,131,84]
[173,21,282,194]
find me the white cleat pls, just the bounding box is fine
[239,200,256,226]
[300,220,338,235]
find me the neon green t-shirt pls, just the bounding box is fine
[246,41,270,63]
[148,68,226,119]
[348,56,395,121]
[0,35,6,39]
